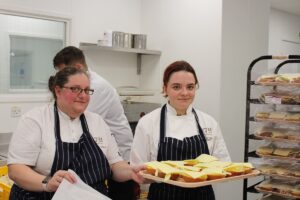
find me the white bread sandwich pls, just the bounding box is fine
[162,160,201,172]
[145,161,182,181]
[201,167,230,180]
[223,162,253,176]
[178,171,208,182]
[194,161,231,169]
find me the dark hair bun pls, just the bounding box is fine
[48,75,56,93]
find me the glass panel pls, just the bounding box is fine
[0,13,66,94]
[10,35,63,90]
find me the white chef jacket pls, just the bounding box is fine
[8,102,123,176]
[130,104,231,165]
[87,69,133,161]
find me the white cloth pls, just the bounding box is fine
[88,69,133,161]
[7,102,122,176]
[52,169,111,200]
[130,104,231,165]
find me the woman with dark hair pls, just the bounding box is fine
[130,60,230,200]
[8,67,143,200]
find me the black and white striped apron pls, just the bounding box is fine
[9,103,111,200]
[148,104,215,200]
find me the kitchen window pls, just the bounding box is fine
[0,12,68,95]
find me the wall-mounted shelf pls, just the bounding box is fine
[79,42,161,74]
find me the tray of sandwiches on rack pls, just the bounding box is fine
[256,145,300,162]
[255,112,300,125]
[139,154,260,188]
[259,91,300,105]
[263,174,300,181]
[257,164,300,181]
[255,180,300,199]
[259,194,297,200]
[254,127,300,143]
[256,74,300,86]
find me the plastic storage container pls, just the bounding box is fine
[0,166,11,200]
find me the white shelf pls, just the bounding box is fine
[80,42,161,55]
[79,42,161,74]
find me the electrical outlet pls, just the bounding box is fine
[11,106,21,118]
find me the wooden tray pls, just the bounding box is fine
[254,134,300,144]
[139,170,260,188]
[256,153,300,162]
[255,187,299,199]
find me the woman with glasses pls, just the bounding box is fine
[130,61,230,200]
[7,67,144,200]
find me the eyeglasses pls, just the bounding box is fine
[63,86,94,95]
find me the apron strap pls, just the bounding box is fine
[54,102,62,141]
[80,114,90,134]
[159,104,167,142]
[192,108,201,134]
[192,108,210,154]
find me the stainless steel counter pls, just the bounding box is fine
[0,132,12,158]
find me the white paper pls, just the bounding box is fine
[52,169,111,200]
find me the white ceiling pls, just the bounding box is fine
[270,0,300,16]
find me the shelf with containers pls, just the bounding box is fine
[79,42,161,74]
[244,55,300,200]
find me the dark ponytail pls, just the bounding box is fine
[48,75,56,97]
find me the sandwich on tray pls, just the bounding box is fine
[184,154,218,166]
[145,161,182,181]
[223,163,254,176]
[143,154,256,184]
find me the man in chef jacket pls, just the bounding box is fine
[53,46,135,200]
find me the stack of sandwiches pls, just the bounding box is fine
[255,111,300,123]
[257,164,300,178]
[256,180,300,198]
[255,127,288,139]
[256,74,277,83]
[256,145,300,159]
[144,154,254,183]
[260,91,300,105]
[287,133,300,141]
[256,73,300,84]
[255,127,300,142]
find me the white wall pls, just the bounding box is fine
[269,8,300,54]
[268,8,300,72]
[140,0,223,120]
[70,0,141,46]
[220,0,270,200]
[0,94,51,133]
[0,0,72,18]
